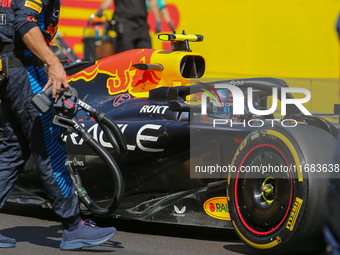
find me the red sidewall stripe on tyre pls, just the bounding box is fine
[234,144,293,235]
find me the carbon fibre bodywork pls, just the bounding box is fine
[7,46,339,231]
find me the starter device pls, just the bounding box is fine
[32,85,126,217]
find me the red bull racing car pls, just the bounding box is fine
[7,33,339,255]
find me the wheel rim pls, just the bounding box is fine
[234,144,293,236]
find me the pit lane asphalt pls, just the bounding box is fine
[0,202,327,255]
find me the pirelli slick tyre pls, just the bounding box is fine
[227,124,336,255]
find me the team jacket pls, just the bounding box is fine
[113,0,148,31]
[0,0,60,44]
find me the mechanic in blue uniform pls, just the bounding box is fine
[0,0,116,250]
[324,14,340,255]
[94,0,158,53]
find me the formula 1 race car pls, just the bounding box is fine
[7,33,339,255]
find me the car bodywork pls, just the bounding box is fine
[11,46,240,228]
[7,34,339,254]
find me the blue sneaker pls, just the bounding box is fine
[0,234,16,248]
[60,219,116,250]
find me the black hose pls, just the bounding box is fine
[93,110,128,156]
[78,131,124,217]
[33,85,126,217]
[98,121,122,156]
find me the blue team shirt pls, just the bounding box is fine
[0,0,60,44]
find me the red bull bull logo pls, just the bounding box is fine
[68,49,162,97]
[47,23,58,39]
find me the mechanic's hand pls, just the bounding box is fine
[43,56,69,99]
[95,8,103,18]
[155,19,162,34]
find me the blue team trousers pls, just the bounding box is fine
[0,54,80,225]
